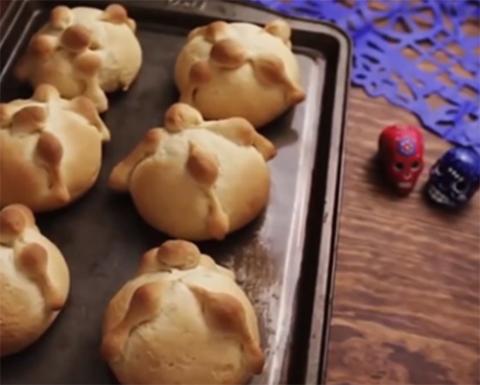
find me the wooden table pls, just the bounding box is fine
[324,88,480,384]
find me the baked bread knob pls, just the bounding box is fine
[109,103,275,240]
[0,84,110,212]
[15,4,142,112]
[0,204,70,356]
[175,19,305,127]
[101,240,264,384]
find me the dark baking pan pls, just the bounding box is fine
[0,1,350,384]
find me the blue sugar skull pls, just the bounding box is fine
[427,147,480,208]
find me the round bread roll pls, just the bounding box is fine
[15,4,142,112]
[0,84,110,212]
[109,103,276,240]
[175,19,305,128]
[101,240,264,384]
[0,204,70,357]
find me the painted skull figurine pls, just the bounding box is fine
[379,125,424,195]
[426,147,480,208]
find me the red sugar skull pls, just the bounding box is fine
[379,125,424,195]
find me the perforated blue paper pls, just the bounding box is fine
[251,0,480,153]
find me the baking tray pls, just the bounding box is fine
[0,1,350,384]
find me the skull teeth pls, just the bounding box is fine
[398,181,412,189]
[428,185,453,207]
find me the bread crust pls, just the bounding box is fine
[175,20,305,127]
[15,4,142,112]
[0,205,70,357]
[0,84,110,212]
[101,240,264,384]
[109,103,275,240]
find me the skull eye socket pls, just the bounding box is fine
[411,161,421,170]
[394,162,404,171]
[455,181,468,192]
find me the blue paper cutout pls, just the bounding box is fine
[251,0,480,153]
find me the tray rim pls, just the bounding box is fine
[0,1,352,384]
[220,3,351,383]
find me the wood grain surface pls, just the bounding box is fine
[324,88,480,385]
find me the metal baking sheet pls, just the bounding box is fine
[0,1,350,384]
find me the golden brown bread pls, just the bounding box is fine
[101,240,264,385]
[175,19,305,127]
[0,84,110,212]
[15,4,142,112]
[108,103,275,241]
[0,204,70,357]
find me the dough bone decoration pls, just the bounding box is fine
[175,19,305,127]
[109,103,276,241]
[0,84,110,212]
[0,2,308,382]
[0,204,70,357]
[15,4,142,112]
[101,239,264,385]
